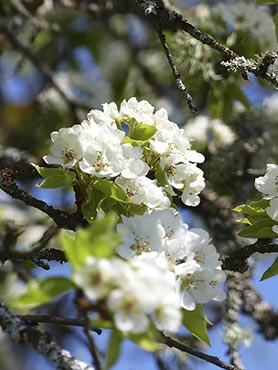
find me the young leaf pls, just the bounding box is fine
[12,277,74,308]
[93,179,130,203]
[81,189,104,221]
[238,218,277,238]
[121,136,144,146]
[32,163,65,178]
[37,172,76,188]
[260,257,278,281]
[105,330,123,370]
[63,213,121,266]
[32,163,76,188]
[233,199,269,215]
[129,124,157,141]
[182,305,211,346]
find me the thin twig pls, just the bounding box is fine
[0,248,67,267]
[31,225,58,253]
[0,24,90,120]
[20,314,102,335]
[136,0,278,87]
[84,317,103,370]
[161,333,241,370]
[155,19,197,113]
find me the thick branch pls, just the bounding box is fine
[0,300,94,370]
[241,270,278,340]
[221,240,278,272]
[224,272,245,370]
[0,167,87,230]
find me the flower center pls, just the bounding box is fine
[94,152,107,172]
[62,147,76,162]
[180,275,196,291]
[130,239,151,255]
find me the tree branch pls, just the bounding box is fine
[0,300,94,370]
[221,240,278,272]
[154,19,197,113]
[161,333,241,370]
[224,272,245,370]
[19,314,102,335]
[0,23,90,121]
[135,0,278,87]
[0,167,87,230]
[241,269,278,340]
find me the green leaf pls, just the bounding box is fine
[256,0,277,5]
[260,257,278,281]
[238,218,277,238]
[81,189,104,221]
[32,163,65,178]
[155,163,168,187]
[121,136,144,146]
[32,163,76,188]
[105,330,123,370]
[236,217,252,225]
[37,172,76,188]
[233,199,270,215]
[63,213,121,267]
[12,277,74,308]
[129,124,156,141]
[93,179,130,203]
[182,305,211,346]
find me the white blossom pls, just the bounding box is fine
[115,176,170,209]
[184,115,236,151]
[188,228,221,269]
[121,143,150,179]
[255,164,278,198]
[43,125,83,168]
[181,164,205,207]
[73,253,181,334]
[116,209,226,312]
[267,197,278,221]
[87,102,120,124]
[120,97,154,124]
[80,141,125,178]
[176,268,226,311]
[72,256,116,300]
[116,213,165,258]
[213,2,277,49]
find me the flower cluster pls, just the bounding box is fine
[213,2,277,50]
[42,98,227,335]
[183,115,236,153]
[117,209,226,311]
[73,252,181,334]
[255,164,278,226]
[43,98,205,209]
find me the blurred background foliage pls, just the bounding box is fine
[1,0,278,369]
